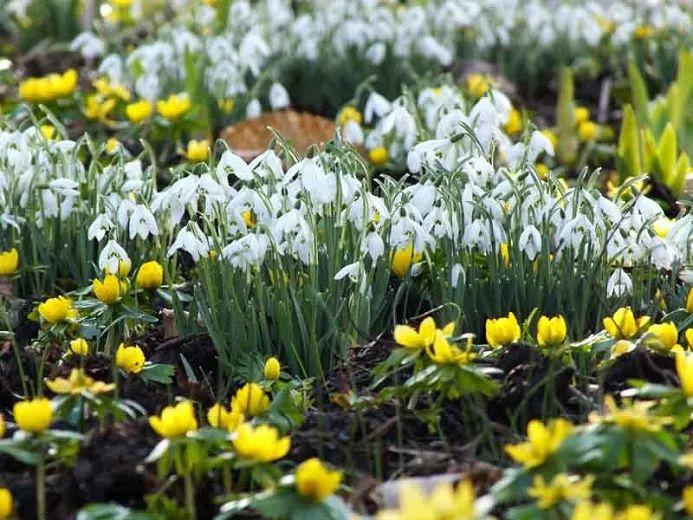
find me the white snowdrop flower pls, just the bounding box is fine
[246,98,262,118]
[488,90,512,123]
[528,130,555,160]
[407,139,448,173]
[117,199,137,230]
[463,156,495,186]
[218,150,254,181]
[40,190,59,219]
[364,92,392,124]
[451,263,465,288]
[417,36,452,66]
[380,106,417,149]
[88,214,114,242]
[519,225,542,260]
[49,178,79,198]
[364,231,385,262]
[342,121,364,145]
[70,32,105,60]
[269,83,290,110]
[99,240,130,275]
[222,233,269,270]
[606,268,633,297]
[365,42,386,64]
[167,225,210,262]
[129,205,159,240]
[334,262,361,282]
[648,236,677,270]
[557,214,596,252]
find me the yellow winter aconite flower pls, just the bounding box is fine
[610,339,636,360]
[634,25,654,39]
[426,330,474,365]
[207,403,244,431]
[529,473,593,509]
[603,307,650,339]
[125,100,153,123]
[377,480,477,520]
[0,414,4,438]
[19,69,78,103]
[241,210,255,229]
[616,505,659,520]
[571,501,614,520]
[115,343,146,373]
[295,458,342,502]
[652,217,673,238]
[149,401,198,438]
[136,261,164,290]
[337,106,362,126]
[394,316,453,350]
[0,488,12,519]
[231,382,270,416]
[38,296,76,324]
[535,162,550,180]
[466,73,491,97]
[683,486,693,516]
[233,422,290,462]
[647,322,680,350]
[486,312,521,347]
[369,146,389,165]
[184,140,209,162]
[675,350,693,397]
[13,397,53,434]
[391,243,422,277]
[541,129,558,150]
[69,338,90,356]
[504,109,522,135]
[505,418,573,468]
[84,94,116,123]
[578,121,598,142]
[0,248,19,275]
[264,357,281,380]
[93,274,122,304]
[40,124,56,140]
[686,288,693,313]
[45,368,114,395]
[156,93,191,120]
[536,315,567,347]
[686,328,693,348]
[93,77,130,101]
[574,107,590,124]
[592,395,671,432]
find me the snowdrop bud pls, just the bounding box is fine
[246,98,262,119]
[269,83,290,110]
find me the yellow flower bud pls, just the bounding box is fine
[466,73,491,98]
[93,274,122,304]
[295,458,342,502]
[602,307,649,340]
[574,107,590,124]
[13,397,53,434]
[536,315,567,347]
[233,422,290,462]
[390,244,422,278]
[231,382,269,417]
[135,261,164,290]
[69,338,90,356]
[0,414,4,438]
[156,93,191,120]
[0,248,19,276]
[578,121,598,142]
[207,403,244,431]
[184,140,209,162]
[264,357,281,380]
[0,488,12,519]
[686,288,692,314]
[38,296,75,324]
[368,146,389,165]
[125,100,153,123]
[647,322,679,350]
[149,401,198,438]
[504,109,522,135]
[115,343,146,374]
[486,312,521,348]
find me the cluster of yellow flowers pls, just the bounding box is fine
[376,479,478,520]
[92,260,164,305]
[394,317,474,364]
[19,69,78,103]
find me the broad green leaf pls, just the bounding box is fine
[657,123,677,186]
[628,60,650,128]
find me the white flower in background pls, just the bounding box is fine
[218,150,254,181]
[129,205,159,240]
[88,214,114,242]
[606,268,633,297]
[518,225,542,260]
[363,232,385,262]
[269,83,290,110]
[342,121,364,145]
[334,261,361,282]
[222,233,269,270]
[70,32,106,60]
[364,92,392,124]
[365,42,386,64]
[99,240,130,275]
[451,263,464,288]
[168,224,210,261]
[246,98,262,118]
